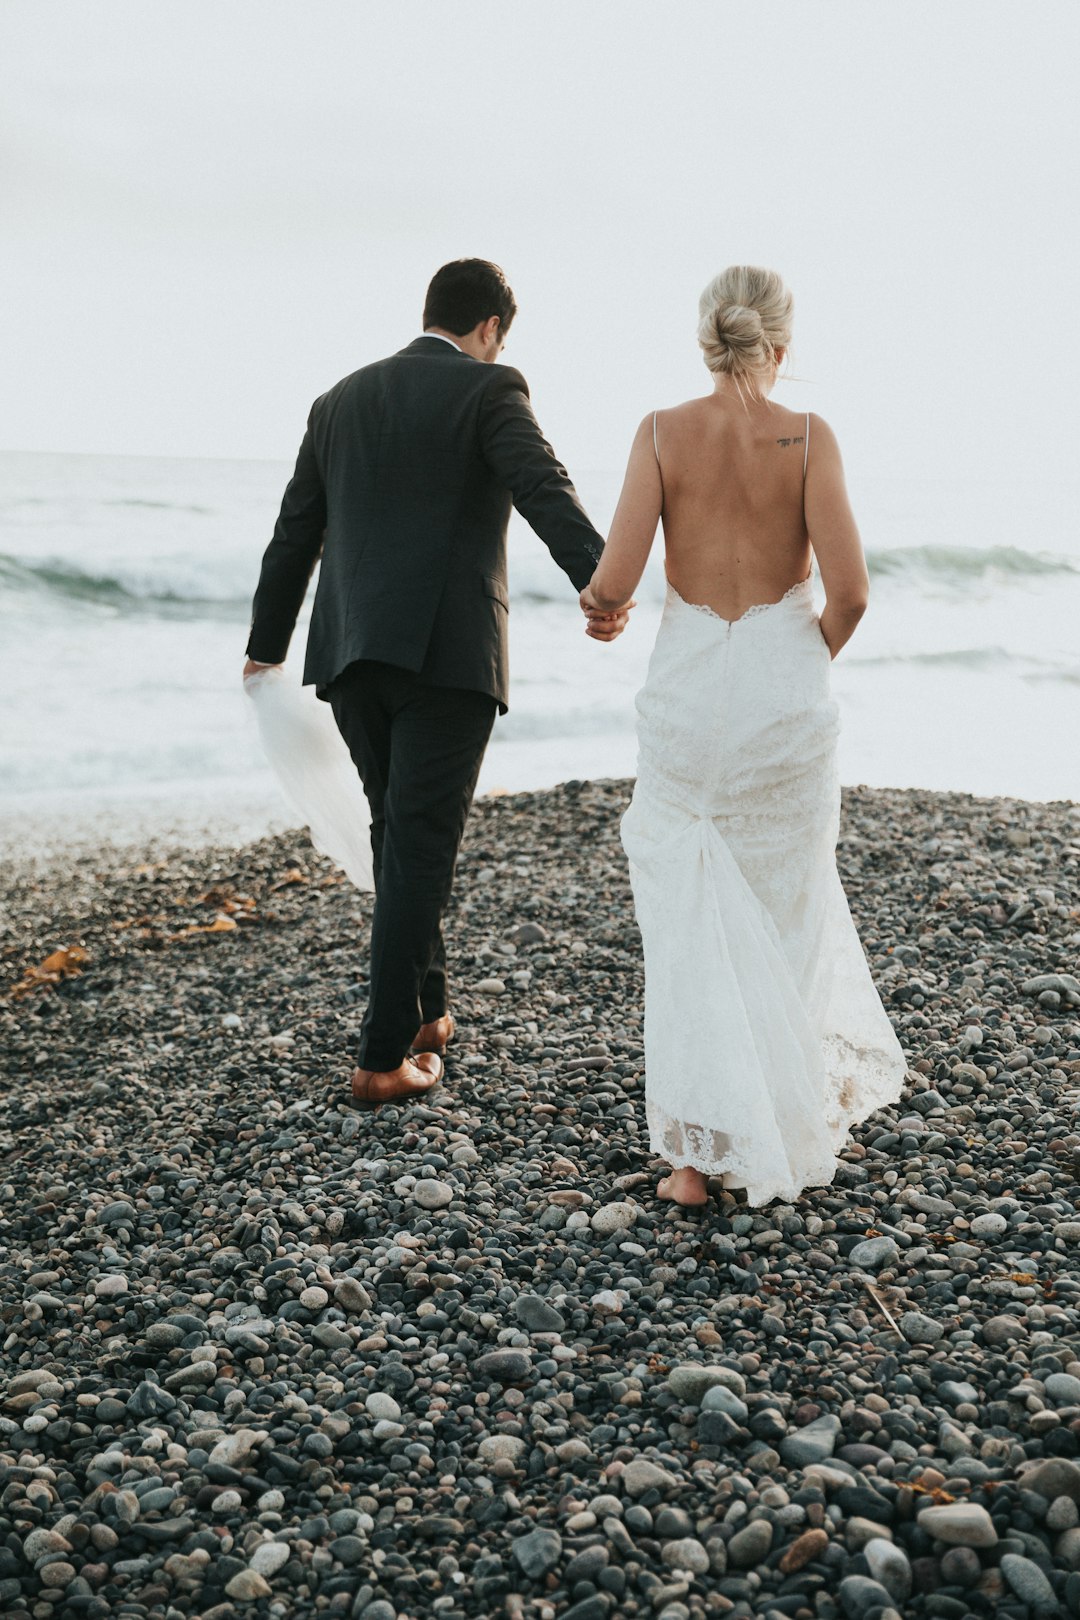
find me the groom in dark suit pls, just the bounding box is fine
[243,259,630,1103]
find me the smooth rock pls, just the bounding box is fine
[728,1520,774,1567]
[779,1527,829,1572]
[514,1294,565,1333]
[863,1539,913,1603]
[849,1237,900,1270]
[660,1537,709,1575]
[249,1541,290,1576]
[591,1201,638,1234]
[475,1349,532,1383]
[666,1364,746,1405]
[700,1384,749,1422]
[900,1311,944,1345]
[413,1179,453,1210]
[225,1569,273,1600]
[780,1414,841,1466]
[1019,1459,1080,1505]
[511,1527,562,1578]
[365,1392,401,1422]
[208,1429,259,1468]
[1000,1552,1059,1611]
[621,1458,680,1496]
[478,1434,526,1464]
[917,1502,998,1547]
[839,1575,895,1619]
[1044,1372,1080,1406]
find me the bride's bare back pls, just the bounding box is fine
[655,394,812,621]
[589,387,871,658]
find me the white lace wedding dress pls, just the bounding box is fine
[620,571,908,1206]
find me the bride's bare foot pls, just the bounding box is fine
[657,1168,710,1206]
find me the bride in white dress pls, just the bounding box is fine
[582,265,907,1208]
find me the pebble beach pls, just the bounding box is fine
[3,779,1080,1620]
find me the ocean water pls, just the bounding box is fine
[1,450,1078,856]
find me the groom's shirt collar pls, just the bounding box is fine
[418,331,463,352]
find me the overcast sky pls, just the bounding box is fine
[3,2,1078,484]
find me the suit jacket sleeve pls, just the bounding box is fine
[245,404,327,663]
[478,366,603,592]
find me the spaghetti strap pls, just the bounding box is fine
[803,412,810,478]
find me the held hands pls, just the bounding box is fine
[580,584,635,643]
[243,658,282,680]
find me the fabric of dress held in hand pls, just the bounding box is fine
[620,574,907,1205]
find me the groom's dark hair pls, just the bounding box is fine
[423,259,517,337]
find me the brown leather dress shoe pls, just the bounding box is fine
[412,1013,455,1058]
[350,1052,443,1106]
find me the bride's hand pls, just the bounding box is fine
[580,586,635,642]
[586,610,630,641]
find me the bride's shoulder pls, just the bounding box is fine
[652,397,712,427]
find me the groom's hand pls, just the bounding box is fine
[580,585,634,642]
[243,658,282,679]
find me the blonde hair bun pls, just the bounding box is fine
[697,266,793,395]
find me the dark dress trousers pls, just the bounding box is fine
[246,336,605,1069]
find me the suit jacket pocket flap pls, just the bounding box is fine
[481,574,509,610]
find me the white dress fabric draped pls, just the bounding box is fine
[620,575,907,1206]
[243,666,374,892]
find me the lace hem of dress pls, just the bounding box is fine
[667,574,813,626]
[646,1037,907,1208]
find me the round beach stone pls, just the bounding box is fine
[621,1458,679,1496]
[667,1364,746,1404]
[779,1528,829,1573]
[249,1541,290,1576]
[23,1529,72,1560]
[917,1502,997,1547]
[413,1179,453,1209]
[1047,1495,1080,1531]
[899,1311,944,1345]
[1019,1459,1080,1504]
[982,1315,1027,1346]
[93,1272,129,1297]
[478,1434,526,1464]
[838,1575,894,1619]
[475,1349,532,1383]
[728,1519,773,1567]
[514,1293,565,1332]
[849,1236,899,1269]
[940,1545,982,1586]
[591,1201,638,1234]
[226,1569,273,1600]
[700,1383,749,1422]
[511,1527,562,1578]
[863,1539,912,1603]
[660,1537,709,1574]
[1044,1372,1080,1405]
[334,1278,372,1313]
[780,1414,841,1466]
[365,1392,401,1421]
[1000,1553,1058,1611]
[208,1429,258,1468]
[39,1563,76,1589]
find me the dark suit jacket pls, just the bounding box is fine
[245,335,604,712]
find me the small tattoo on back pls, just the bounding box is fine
[776,436,805,448]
